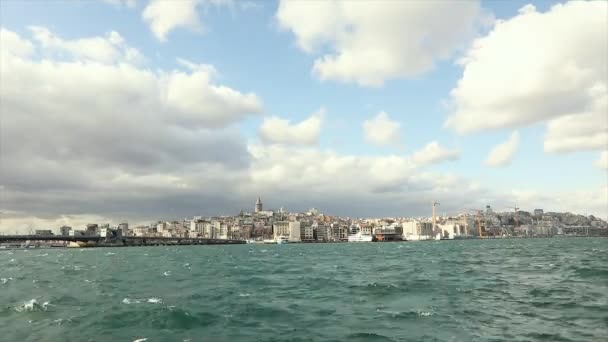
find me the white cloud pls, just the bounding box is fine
[164,64,262,128]
[0,27,263,227]
[543,84,608,153]
[445,1,607,139]
[28,26,144,64]
[142,0,231,41]
[362,111,401,147]
[143,0,204,41]
[485,131,520,167]
[258,108,323,146]
[276,0,481,86]
[0,28,34,57]
[411,141,460,166]
[595,151,608,170]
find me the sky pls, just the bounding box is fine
[0,0,606,232]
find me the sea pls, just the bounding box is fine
[1,238,607,342]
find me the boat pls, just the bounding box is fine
[347,226,373,242]
[262,239,277,244]
[348,232,373,242]
[276,236,289,244]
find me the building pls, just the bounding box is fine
[255,197,263,213]
[315,224,330,241]
[190,219,205,235]
[86,224,99,236]
[289,221,301,242]
[59,226,72,236]
[118,223,129,236]
[273,221,290,239]
[402,220,433,240]
[301,222,314,241]
[437,220,467,239]
[272,221,301,241]
[219,223,229,239]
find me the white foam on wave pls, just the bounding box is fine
[15,299,50,312]
[133,338,147,342]
[147,297,162,304]
[105,252,116,256]
[1,278,9,285]
[9,258,16,263]
[36,253,48,257]
[163,271,171,276]
[238,293,251,297]
[121,298,142,305]
[418,311,433,317]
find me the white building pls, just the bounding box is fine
[437,220,467,239]
[272,221,301,242]
[219,223,229,239]
[118,223,129,236]
[402,220,433,240]
[190,219,205,234]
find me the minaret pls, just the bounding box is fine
[255,197,263,213]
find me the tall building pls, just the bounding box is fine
[59,225,72,236]
[255,197,263,213]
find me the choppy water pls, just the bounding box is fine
[1,238,607,342]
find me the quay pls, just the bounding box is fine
[0,235,246,248]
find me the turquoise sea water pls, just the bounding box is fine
[1,238,607,342]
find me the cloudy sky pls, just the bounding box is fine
[0,0,606,232]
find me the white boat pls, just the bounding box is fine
[276,236,289,244]
[348,225,373,242]
[262,239,277,244]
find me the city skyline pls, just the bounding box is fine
[0,0,607,233]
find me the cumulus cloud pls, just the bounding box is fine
[276,0,481,86]
[445,1,607,146]
[411,142,460,166]
[362,111,401,147]
[142,0,230,41]
[543,85,608,153]
[485,132,520,167]
[0,28,34,57]
[0,27,262,227]
[595,151,608,170]
[28,26,144,64]
[143,0,203,41]
[258,108,323,146]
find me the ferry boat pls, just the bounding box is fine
[348,232,373,242]
[347,225,373,242]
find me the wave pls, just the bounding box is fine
[14,299,50,312]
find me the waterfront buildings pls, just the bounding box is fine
[33,197,608,242]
